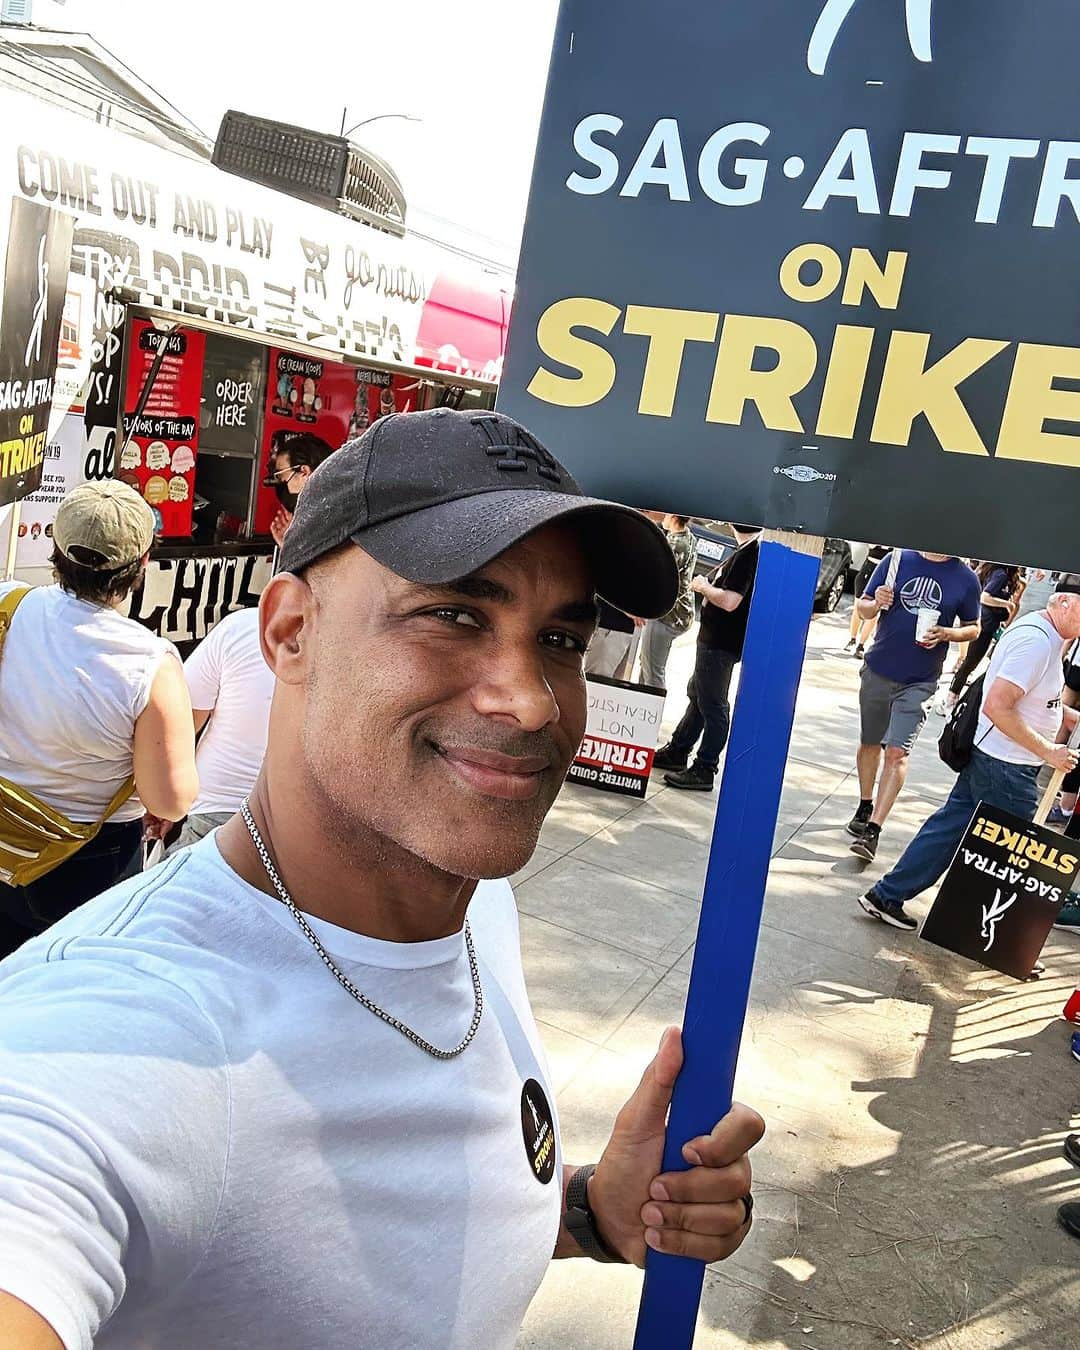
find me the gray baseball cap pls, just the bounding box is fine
[277,408,679,619]
[53,480,155,569]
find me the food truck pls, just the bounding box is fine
[0,86,510,652]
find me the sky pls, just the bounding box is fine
[39,0,560,269]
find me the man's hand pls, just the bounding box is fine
[873,585,895,611]
[690,576,710,596]
[919,625,951,647]
[586,1028,765,1268]
[1046,743,1080,773]
[270,508,292,547]
[143,812,171,842]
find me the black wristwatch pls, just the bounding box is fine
[563,1164,627,1263]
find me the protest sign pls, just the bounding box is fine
[0,198,73,506]
[921,805,1080,981]
[498,4,1080,1344]
[568,675,665,799]
[14,412,85,572]
[502,0,1080,571]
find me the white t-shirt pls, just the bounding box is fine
[183,608,274,815]
[977,612,1064,764]
[0,837,561,1349]
[0,582,177,823]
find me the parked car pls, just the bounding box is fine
[688,521,858,613]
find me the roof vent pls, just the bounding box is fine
[212,110,406,237]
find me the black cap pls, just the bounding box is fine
[277,409,678,619]
[1056,573,1080,595]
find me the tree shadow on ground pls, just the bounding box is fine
[699,956,1080,1349]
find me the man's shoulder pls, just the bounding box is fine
[958,561,981,588]
[994,616,1057,664]
[469,877,521,953]
[471,876,516,924]
[206,606,261,650]
[0,845,240,1023]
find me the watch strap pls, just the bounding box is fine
[564,1164,627,1263]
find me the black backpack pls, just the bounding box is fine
[938,618,1057,771]
[938,674,986,772]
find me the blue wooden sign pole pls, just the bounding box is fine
[634,530,823,1348]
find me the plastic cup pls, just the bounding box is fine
[915,607,941,645]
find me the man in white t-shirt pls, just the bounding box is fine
[859,583,1080,931]
[168,607,274,852]
[0,410,764,1350]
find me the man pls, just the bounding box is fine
[1015,564,1055,619]
[0,482,196,954]
[264,429,335,546]
[848,550,981,861]
[584,597,639,679]
[654,524,761,791]
[638,514,698,690]
[0,410,763,1349]
[859,583,1080,930]
[171,606,275,851]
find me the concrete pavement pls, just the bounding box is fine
[516,604,1080,1350]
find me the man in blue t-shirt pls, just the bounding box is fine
[847,550,981,860]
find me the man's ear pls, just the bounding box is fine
[259,574,314,684]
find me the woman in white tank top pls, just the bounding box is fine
[0,482,198,956]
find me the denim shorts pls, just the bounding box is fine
[859,664,937,752]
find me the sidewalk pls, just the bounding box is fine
[516,605,1080,1350]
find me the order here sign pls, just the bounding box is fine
[500,0,1080,569]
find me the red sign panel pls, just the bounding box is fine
[255,348,419,534]
[121,318,206,537]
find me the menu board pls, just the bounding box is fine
[199,334,267,458]
[254,349,417,534]
[121,318,206,536]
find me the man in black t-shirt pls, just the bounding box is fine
[654,525,761,791]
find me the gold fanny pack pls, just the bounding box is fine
[0,587,134,887]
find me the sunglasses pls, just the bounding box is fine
[262,466,302,489]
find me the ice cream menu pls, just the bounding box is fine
[121,318,206,536]
[254,348,416,534]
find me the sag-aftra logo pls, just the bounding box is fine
[808,0,934,74]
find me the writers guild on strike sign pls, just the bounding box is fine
[921,804,1080,981]
[568,675,665,800]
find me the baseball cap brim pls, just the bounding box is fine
[346,489,679,620]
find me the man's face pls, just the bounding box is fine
[293,522,597,879]
[1055,593,1080,639]
[270,452,312,493]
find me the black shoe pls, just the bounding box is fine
[1064,1134,1080,1169]
[850,823,881,861]
[1057,1202,1080,1239]
[858,889,917,931]
[652,743,688,772]
[855,643,866,659]
[846,801,873,838]
[664,763,715,792]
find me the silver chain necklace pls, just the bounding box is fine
[240,800,483,1060]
